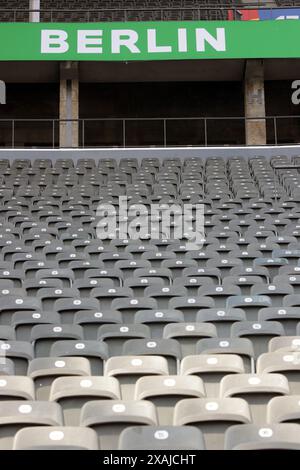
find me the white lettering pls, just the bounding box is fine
[147,29,172,53]
[196,28,226,52]
[111,30,140,54]
[77,30,103,54]
[41,30,69,54]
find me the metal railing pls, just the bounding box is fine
[0,115,299,148]
[1,4,300,22]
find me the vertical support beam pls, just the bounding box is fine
[244,59,266,145]
[29,0,40,22]
[59,62,79,148]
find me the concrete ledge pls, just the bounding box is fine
[0,145,299,162]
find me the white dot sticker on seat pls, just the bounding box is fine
[205,402,219,411]
[75,343,85,350]
[131,359,143,366]
[219,341,229,348]
[55,360,66,368]
[120,327,129,333]
[80,379,93,388]
[207,357,218,365]
[53,327,62,333]
[147,341,157,348]
[164,378,176,387]
[49,431,65,441]
[258,428,273,438]
[154,430,169,440]
[248,377,261,385]
[113,404,126,413]
[0,379,7,387]
[18,404,32,414]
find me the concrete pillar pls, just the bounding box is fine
[29,0,40,22]
[244,59,266,145]
[59,62,79,148]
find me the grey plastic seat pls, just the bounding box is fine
[124,277,164,297]
[0,376,35,401]
[168,296,215,322]
[122,339,181,375]
[163,322,217,357]
[0,341,33,375]
[268,336,300,353]
[135,375,205,425]
[180,354,245,397]
[226,295,271,321]
[50,376,121,426]
[225,423,300,450]
[31,324,83,358]
[231,321,284,358]
[0,400,63,449]
[196,338,255,373]
[267,395,300,424]
[50,340,108,375]
[144,285,187,309]
[90,286,133,309]
[112,297,157,323]
[220,373,289,425]
[257,352,300,394]
[0,296,41,325]
[54,298,101,324]
[174,397,251,450]
[118,425,205,450]
[74,310,122,340]
[196,308,246,338]
[134,309,184,338]
[105,355,169,401]
[198,285,241,308]
[28,357,91,400]
[98,324,150,357]
[80,399,157,450]
[13,426,99,450]
[258,307,300,336]
[12,311,61,341]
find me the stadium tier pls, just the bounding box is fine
[2,0,300,456]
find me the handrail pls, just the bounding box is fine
[0,114,298,148]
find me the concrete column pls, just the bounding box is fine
[244,59,266,145]
[29,0,40,22]
[59,62,79,148]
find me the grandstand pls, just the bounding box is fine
[1,0,300,453]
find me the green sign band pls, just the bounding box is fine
[1,20,300,61]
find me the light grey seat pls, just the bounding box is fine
[163,322,217,356]
[98,324,150,356]
[0,400,63,449]
[50,376,121,426]
[28,357,91,400]
[267,395,300,424]
[122,339,181,375]
[118,425,205,450]
[225,423,300,450]
[180,354,245,397]
[231,321,284,358]
[196,338,255,373]
[196,308,246,337]
[174,397,251,450]
[135,375,205,425]
[257,351,300,394]
[13,426,99,450]
[50,340,108,375]
[80,399,157,450]
[105,355,169,401]
[220,373,289,425]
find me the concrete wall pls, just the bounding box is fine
[0,145,299,162]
